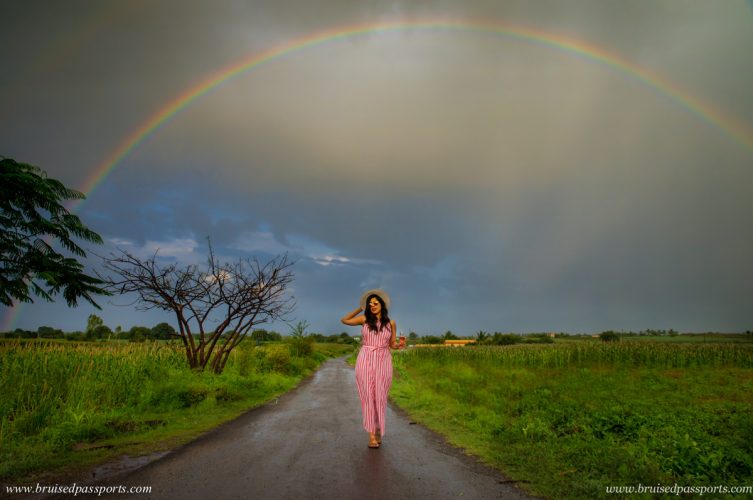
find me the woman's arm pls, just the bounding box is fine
[389,320,398,349]
[341,307,365,326]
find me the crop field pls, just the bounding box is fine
[390,341,753,499]
[0,339,353,482]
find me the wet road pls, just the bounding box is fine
[86,357,535,499]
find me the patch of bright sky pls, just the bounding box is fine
[105,236,201,264]
[231,228,382,268]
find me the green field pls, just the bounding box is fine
[390,341,753,499]
[0,339,353,482]
[621,334,753,344]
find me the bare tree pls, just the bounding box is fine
[100,240,294,374]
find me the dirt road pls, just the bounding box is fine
[73,357,535,499]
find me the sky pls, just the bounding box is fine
[1,0,752,336]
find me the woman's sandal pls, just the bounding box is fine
[368,435,380,448]
[375,430,382,445]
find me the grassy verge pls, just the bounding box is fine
[389,344,753,499]
[0,339,353,483]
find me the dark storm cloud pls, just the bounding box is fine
[2,0,752,333]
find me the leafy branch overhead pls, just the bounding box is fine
[0,157,109,307]
[99,241,295,374]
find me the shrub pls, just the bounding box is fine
[491,333,522,345]
[214,387,243,404]
[235,347,254,376]
[177,386,209,408]
[288,336,314,357]
[264,344,292,372]
[523,334,555,344]
[600,331,620,342]
[422,336,443,344]
[287,320,314,357]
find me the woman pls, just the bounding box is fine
[341,289,405,449]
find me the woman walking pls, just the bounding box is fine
[341,289,405,448]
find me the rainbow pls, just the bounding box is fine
[77,18,753,197]
[4,18,753,332]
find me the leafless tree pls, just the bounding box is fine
[99,240,294,374]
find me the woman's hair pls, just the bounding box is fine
[364,294,390,333]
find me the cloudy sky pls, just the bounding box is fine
[2,0,752,336]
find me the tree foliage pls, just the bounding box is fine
[0,157,109,307]
[100,240,295,373]
[151,322,177,340]
[85,314,104,334]
[599,331,621,342]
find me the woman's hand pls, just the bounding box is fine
[341,306,365,326]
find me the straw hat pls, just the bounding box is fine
[360,289,391,310]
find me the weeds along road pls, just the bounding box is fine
[71,356,535,500]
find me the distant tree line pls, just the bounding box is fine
[410,331,554,345]
[1,315,179,342]
[403,329,751,345]
[1,324,177,341]
[307,332,358,345]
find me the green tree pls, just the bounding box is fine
[267,331,282,341]
[37,325,64,338]
[85,314,104,337]
[92,324,112,340]
[0,157,110,307]
[151,322,176,340]
[251,329,269,342]
[128,326,150,342]
[599,331,620,342]
[491,333,521,345]
[443,330,458,340]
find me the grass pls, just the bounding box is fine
[388,342,753,499]
[0,339,353,483]
[621,334,753,344]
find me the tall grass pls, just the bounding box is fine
[0,339,353,481]
[1,341,183,435]
[401,342,753,369]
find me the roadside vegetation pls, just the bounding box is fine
[389,339,753,499]
[0,337,354,482]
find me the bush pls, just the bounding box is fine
[264,344,292,372]
[288,336,314,357]
[177,386,209,408]
[235,347,255,376]
[422,335,443,344]
[214,387,243,404]
[524,334,555,344]
[599,331,620,342]
[490,333,522,345]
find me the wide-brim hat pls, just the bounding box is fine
[360,289,391,310]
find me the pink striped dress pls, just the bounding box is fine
[355,321,393,435]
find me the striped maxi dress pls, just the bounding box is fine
[355,321,393,435]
